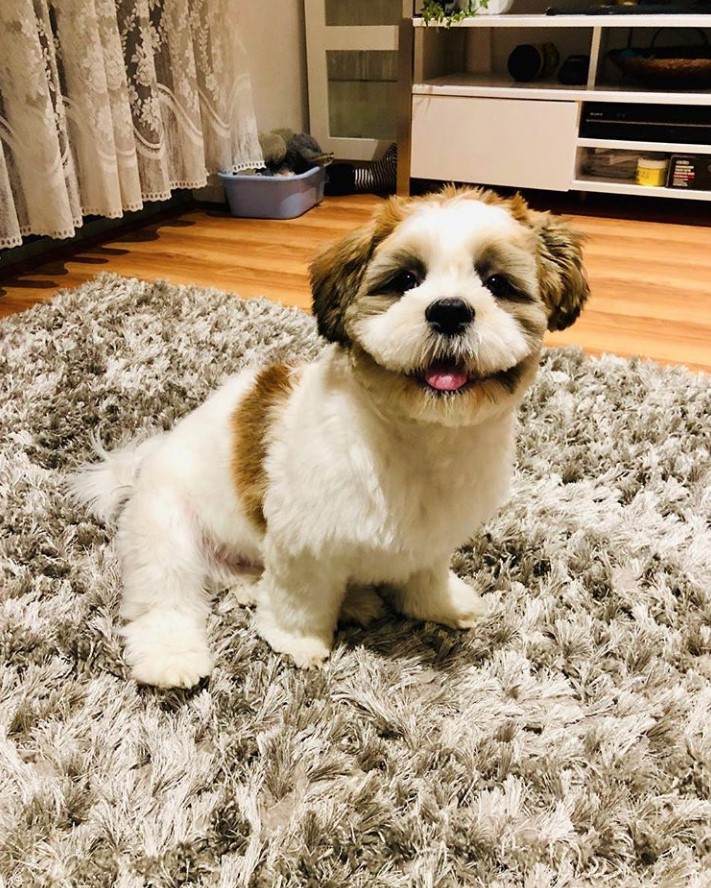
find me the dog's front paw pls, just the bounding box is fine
[122,610,214,688]
[397,570,487,630]
[255,616,332,669]
[442,573,487,629]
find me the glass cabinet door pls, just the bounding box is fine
[306,0,403,160]
[327,49,398,142]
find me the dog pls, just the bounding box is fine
[71,186,589,688]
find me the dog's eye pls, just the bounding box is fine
[388,270,420,293]
[485,274,516,298]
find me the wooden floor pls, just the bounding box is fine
[1,193,710,372]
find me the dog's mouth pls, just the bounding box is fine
[413,358,528,396]
[414,359,474,394]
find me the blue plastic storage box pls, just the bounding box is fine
[218,166,326,219]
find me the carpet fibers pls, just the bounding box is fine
[1,273,710,888]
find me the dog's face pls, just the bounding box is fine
[310,187,589,426]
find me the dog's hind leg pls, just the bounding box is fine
[340,586,386,627]
[69,433,164,525]
[117,487,214,688]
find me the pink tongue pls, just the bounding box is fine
[424,364,469,392]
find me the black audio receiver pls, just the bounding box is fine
[580,103,711,145]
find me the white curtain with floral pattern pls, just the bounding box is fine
[0,0,263,249]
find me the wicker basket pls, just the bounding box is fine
[608,28,711,90]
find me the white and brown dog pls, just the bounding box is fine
[71,187,589,688]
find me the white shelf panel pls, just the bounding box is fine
[578,137,711,155]
[412,95,577,190]
[413,13,711,29]
[572,175,711,200]
[413,74,711,105]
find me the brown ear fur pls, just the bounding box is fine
[311,187,589,341]
[532,213,590,331]
[309,197,407,344]
[309,225,378,345]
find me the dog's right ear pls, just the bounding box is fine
[310,196,408,345]
[309,224,379,345]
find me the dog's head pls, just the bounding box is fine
[310,187,589,425]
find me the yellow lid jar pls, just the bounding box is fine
[636,156,668,187]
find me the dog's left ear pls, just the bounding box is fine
[532,213,590,332]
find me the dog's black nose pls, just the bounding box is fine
[425,298,474,336]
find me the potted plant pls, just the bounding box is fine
[421,0,516,24]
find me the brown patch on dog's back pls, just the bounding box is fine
[231,364,295,529]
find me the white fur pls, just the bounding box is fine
[71,350,513,684]
[254,350,515,669]
[70,197,548,687]
[356,200,536,378]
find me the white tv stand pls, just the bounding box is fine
[397,11,711,201]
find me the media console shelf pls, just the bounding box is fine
[397,11,711,200]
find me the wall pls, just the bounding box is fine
[238,0,309,133]
[194,1,308,202]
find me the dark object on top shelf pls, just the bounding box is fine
[558,54,591,84]
[507,43,560,82]
[547,4,711,14]
[608,29,711,88]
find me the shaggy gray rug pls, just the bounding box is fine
[1,273,710,888]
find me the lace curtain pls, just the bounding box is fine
[0,0,264,249]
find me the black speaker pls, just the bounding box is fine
[558,55,590,86]
[507,44,559,82]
